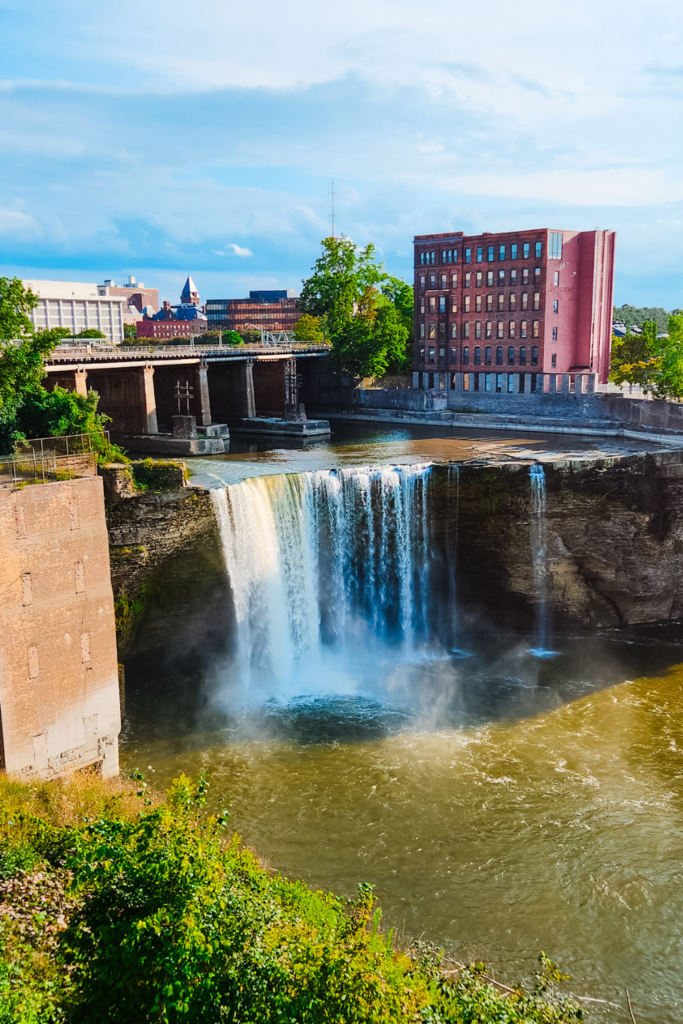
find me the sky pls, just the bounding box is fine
[1,0,683,307]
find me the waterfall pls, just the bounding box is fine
[528,463,553,656]
[211,464,433,697]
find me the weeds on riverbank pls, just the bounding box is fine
[0,771,584,1023]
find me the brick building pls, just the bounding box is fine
[413,228,616,385]
[99,276,160,315]
[206,290,302,332]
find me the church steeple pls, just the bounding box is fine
[180,275,200,306]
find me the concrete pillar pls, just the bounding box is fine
[559,373,570,395]
[585,373,596,394]
[422,372,429,389]
[240,360,256,419]
[140,365,158,434]
[452,372,463,393]
[195,361,212,426]
[412,372,420,389]
[547,373,557,395]
[75,367,88,398]
[574,373,583,396]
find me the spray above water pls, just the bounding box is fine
[211,464,434,707]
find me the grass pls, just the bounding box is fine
[0,771,585,1023]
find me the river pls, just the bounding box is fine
[121,422,683,1023]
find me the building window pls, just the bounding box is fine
[496,321,503,339]
[475,321,482,339]
[420,275,426,289]
[476,295,482,312]
[441,274,448,289]
[453,250,459,262]
[464,296,471,312]
[429,323,436,339]
[442,251,447,263]
[553,299,558,314]
[428,347,435,362]
[476,272,483,287]
[463,322,470,339]
[521,320,528,338]
[485,372,492,392]
[499,245,506,261]
[485,345,492,365]
[439,322,446,338]
[511,269,517,285]
[487,271,494,287]
[465,272,471,288]
[509,321,516,338]
[451,298,458,313]
[496,346,503,365]
[419,346,425,359]
[463,344,470,362]
[439,296,446,313]
[551,353,557,367]
[495,373,503,392]
[450,346,457,361]
[420,252,425,265]
[531,346,539,364]
[552,326,558,342]
[486,321,493,339]
[420,323,425,338]
[497,294,504,311]
[452,273,458,287]
[429,297,436,312]
[511,243,518,259]
[535,267,541,283]
[431,252,436,264]
[523,242,530,258]
[535,241,542,257]
[430,274,437,288]
[522,292,528,310]
[465,248,471,263]
[510,294,517,311]
[508,345,515,364]
[439,346,445,357]
[508,374,515,392]
[532,320,540,338]
[549,232,562,259]
[474,345,481,363]
[488,246,494,262]
[486,294,493,311]
[498,270,505,285]
[523,268,529,285]
[554,271,559,286]
[520,345,527,365]
[451,322,458,338]
[420,298,425,314]
[476,247,483,263]
[533,292,540,310]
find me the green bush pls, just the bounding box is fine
[0,773,584,1024]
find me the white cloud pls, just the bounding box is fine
[212,243,253,257]
[0,205,40,238]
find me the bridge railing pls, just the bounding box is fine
[0,433,101,489]
[47,341,331,361]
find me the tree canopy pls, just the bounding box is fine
[299,236,413,378]
[613,304,669,333]
[610,314,683,399]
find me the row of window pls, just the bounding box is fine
[417,232,563,267]
[421,345,539,366]
[423,371,546,394]
[419,268,543,290]
[421,292,543,314]
[420,320,542,340]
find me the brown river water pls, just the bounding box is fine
[122,423,683,1023]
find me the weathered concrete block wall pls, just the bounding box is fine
[207,361,255,420]
[315,386,448,413]
[599,395,683,432]
[0,477,120,778]
[253,360,287,415]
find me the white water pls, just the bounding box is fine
[528,463,556,657]
[211,464,433,700]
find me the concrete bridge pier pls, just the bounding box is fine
[47,367,89,398]
[206,359,256,421]
[84,364,158,435]
[152,361,212,432]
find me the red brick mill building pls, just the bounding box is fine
[413,228,616,390]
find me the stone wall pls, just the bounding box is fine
[0,477,120,778]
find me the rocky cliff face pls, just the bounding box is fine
[432,450,683,629]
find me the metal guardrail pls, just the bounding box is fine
[46,342,331,363]
[0,433,102,489]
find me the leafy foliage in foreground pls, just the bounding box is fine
[0,772,583,1023]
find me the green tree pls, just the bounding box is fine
[76,329,106,339]
[293,314,326,342]
[613,304,669,333]
[609,321,661,390]
[300,237,413,378]
[15,387,126,462]
[123,323,137,341]
[651,313,683,400]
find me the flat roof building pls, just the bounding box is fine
[25,280,126,344]
[413,228,616,384]
[206,290,301,333]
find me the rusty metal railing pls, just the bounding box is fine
[0,433,102,489]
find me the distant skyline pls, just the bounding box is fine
[2,0,683,307]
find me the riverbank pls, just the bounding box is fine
[0,771,583,1023]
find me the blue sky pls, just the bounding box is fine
[2,0,683,307]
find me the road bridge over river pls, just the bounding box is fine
[45,342,331,436]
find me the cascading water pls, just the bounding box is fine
[211,464,433,702]
[528,463,555,657]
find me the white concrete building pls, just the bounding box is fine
[24,280,126,344]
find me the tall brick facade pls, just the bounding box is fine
[0,477,120,778]
[413,228,616,384]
